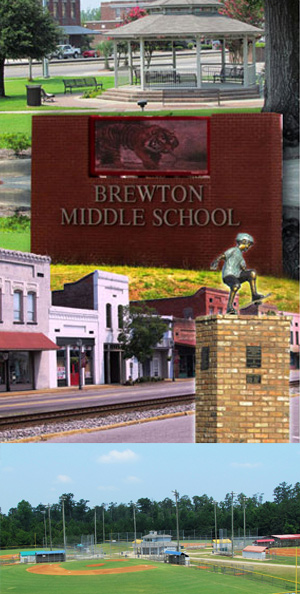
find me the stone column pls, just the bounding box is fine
[195,315,291,443]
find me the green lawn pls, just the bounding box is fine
[0,558,287,594]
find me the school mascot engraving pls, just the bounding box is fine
[95,122,179,170]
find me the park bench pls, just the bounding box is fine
[176,73,197,87]
[41,87,55,102]
[63,77,103,94]
[213,66,244,83]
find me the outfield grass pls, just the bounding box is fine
[0,557,286,594]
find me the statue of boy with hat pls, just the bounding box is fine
[210,233,265,314]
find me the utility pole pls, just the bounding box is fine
[94,507,97,555]
[172,490,180,552]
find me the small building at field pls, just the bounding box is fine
[136,531,174,555]
[242,546,267,560]
[19,550,66,563]
[212,538,232,554]
[36,550,66,563]
[164,550,190,565]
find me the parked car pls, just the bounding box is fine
[50,44,81,59]
[82,49,98,58]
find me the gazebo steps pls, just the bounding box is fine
[101,85,261,104]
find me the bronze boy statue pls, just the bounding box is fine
[210,233,265,314]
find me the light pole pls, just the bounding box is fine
[102,505,106,546]
[47,504,53,551]
[214,501,218,551]
[42,510,47,549]
[243,496,247,549]
[94,507,97,555]
[42,0,49,78]
[61,497,67,552]
[172,490,180,552]
[231,492,235,558]
[133,503,137,556]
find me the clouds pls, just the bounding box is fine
[56,474,72,483]
[97,449,140,464]
[230,462,263,469]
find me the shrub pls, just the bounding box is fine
[82,88,102,99]
[1,133,31,155]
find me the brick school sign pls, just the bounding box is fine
[31,113,283,275]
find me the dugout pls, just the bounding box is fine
[164,550,190,565]
[36,550,66,563]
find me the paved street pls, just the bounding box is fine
[0,379,195,418]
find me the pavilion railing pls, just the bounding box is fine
[132,63,258,88]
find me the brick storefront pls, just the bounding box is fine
[31,113,282,275]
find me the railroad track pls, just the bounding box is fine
[0,392,195,431]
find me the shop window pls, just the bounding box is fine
[27,292,37,323]
[106,303,112,328]
[13,290,23,323]
[118,305,123,329]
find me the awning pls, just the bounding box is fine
[0,332,59,351]
[59,25,96,35]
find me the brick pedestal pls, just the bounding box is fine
[195,315,291,443]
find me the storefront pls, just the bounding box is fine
[0,332,58,392]
[56,338,95,387]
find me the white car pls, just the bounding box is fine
[50,44,81,59]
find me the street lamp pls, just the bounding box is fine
[172,490,180,552]
[76,339,83,390]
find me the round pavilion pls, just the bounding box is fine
[106,0,263,96]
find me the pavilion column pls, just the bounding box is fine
[128,41,133,85]
[172,42,176,70]
[252,37,257,80]
[221,38,226,68]
[113,40,118,88]
[196,37,202,88]
[243,34,249,87]
[139,37,145,91]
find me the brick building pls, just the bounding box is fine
[45,0,95,46]
[132,286,239,378]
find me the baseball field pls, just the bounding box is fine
[0,557,291,594]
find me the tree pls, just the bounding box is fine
[118,305,169,378]
[97,41,114,69]
[262,0,299,146]
[81,7,101,23]
[0,0,60,97]
[220,0,264,62]
[116,6,157,68]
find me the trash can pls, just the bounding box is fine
[26,85,42,106]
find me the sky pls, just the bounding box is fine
[81,0,102,12]
[1,443,300,514]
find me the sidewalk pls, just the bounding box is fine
[2,92,264,114]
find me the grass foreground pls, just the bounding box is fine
[0,557,290,594]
